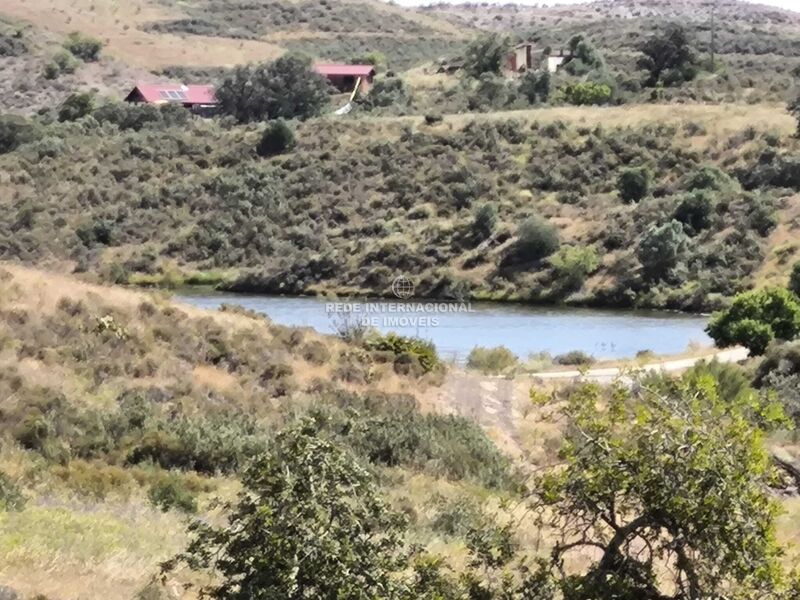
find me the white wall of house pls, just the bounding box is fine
[547,55,566,73]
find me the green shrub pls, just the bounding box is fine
[510,216,560,263]
[466,346,518,375]
[471,204,497,242]
[463,33,511,78]
[63,31,103,61]
[553,350,595,366]
[0,114,40,154]
[560,82,612,105]
[617,167,651,203]
[361,77,409,109]
[365,332,439,374]
[789,261,800,297]
[256,119,295,157]
[637,220,689,281]
[518,70,550,104]
[0,471,26,511]
[674,190,714,232]
[58,92,95,122]
[707,287,800,355]
[549,245,599,290]
[148,474,198,513]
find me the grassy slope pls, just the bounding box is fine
[0,262,521,599]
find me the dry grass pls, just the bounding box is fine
[364,102,795,139]
[754,193,800,288]
[0,0,284,68]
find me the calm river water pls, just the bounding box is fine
[178,293,711,362]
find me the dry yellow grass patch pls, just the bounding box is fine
[755,193,800,287]
[1,0,284,68]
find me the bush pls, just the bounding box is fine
[365,332,439,374]
[560,82,612,105]
[0,471,26,511]
[616,167,650,203]
[553,350,595,366]
[58,92,95,122]
[510,216,560,263]
[549,245,600,291]
[471,204,497,242]
[256,120,295,157]
[463,33,511,78]
[0,114,40,154]
[707,287,800,355]
[674,190,714,232]
[518,70,550,104]
[466,346,518,374]
[637,220,689,281]
[63,31,103,62]
[789,261,800,296]
[148,474,198,513]
[361,77,409,109]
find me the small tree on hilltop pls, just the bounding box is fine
[58,92,95,122]
[165,422,407,599]
[707,287,800,355]
[531,378,791,600]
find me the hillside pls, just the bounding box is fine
[1,100,798,311]
[0,262,521,598]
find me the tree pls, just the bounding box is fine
[58,92,95,122]
[638,24,698,87]
[167,422,407,599]
[674,190,714,233]
[531,378,789,600]
[63,31,102,62]
[707,287,800,355]
[360,77,409,109]
[0,114,40,154]
[616,167,651,203]
[463,33,511,79]
[468,73,510,110]
[509,216,560,263]
[790,260,800,296]
[636,220,689,281]
[216,54,330,123]
[789,95,800,137]
[471,203,497,242]
[256,120,295,157]
[518,70,550,104]
[549,244,599,291]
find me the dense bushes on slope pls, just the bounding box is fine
[0,107,790,310]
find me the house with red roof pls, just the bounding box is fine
[124,83,218,115]
[313,64,376,93]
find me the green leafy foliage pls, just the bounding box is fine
[0,471,26,511]
[518,70,550,104]
[471,203,497,242]
[148,474,198,514]
[216,54,330,122]
[360,77,410,110]
[166,422,407,599]
[789,261,800,296]
[466,346,518,375]
[365,332,439,374]
[0,114,41,154]
[58,92,95,122]
[707,287,800,354]
[256,119,295,157]
[549,244,600,292]
[636,220,690,282]
[508,216,560,264]
[532,379,789,599]
[560,81,612,105]
[463,33,511,78]
[638,24,699,87]
[616,166,650,203]
[63,31,103,62]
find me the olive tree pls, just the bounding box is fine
[463,33,511,79]
[530,378,790,600]
[166,422,407,599]
[216,54,330,123]
[707,287,800,355]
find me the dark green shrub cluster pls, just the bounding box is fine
[256,120,295,157]
[63,31,103,62]
[365,332,439,375]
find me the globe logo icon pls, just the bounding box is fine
[391,275,415,299]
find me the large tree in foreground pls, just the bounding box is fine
[530,378,791,600]
[165,422,407,599]
[216,54,330,123]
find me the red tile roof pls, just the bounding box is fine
[314,64,376,77]
[129,83,217,105]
